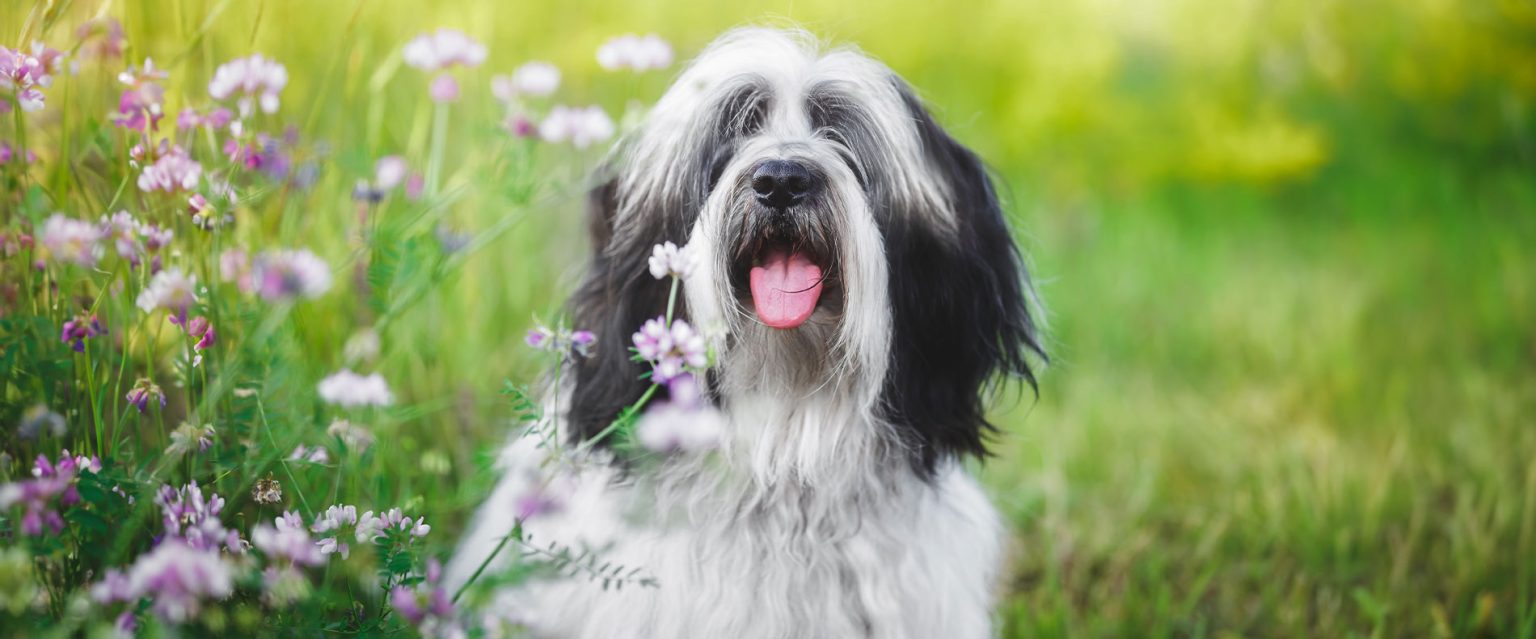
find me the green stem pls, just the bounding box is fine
[451,521,522,603]
[425,100,449,199]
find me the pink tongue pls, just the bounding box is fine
[749,250,824,329]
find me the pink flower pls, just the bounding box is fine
[75,18,126,60]
[91,540,234,623]
[208,54,288,116]
[539,105,614,149]
[113,59,167,131]
[253,516,324,567]
[125,378,165,414]
[40,214,105,267]
[251,248,332,300]
[389,559,458,635]
[428,74,460,103]
[156,481,245,553]
[137,146,202,193]
[491,62,560,101]
[0,45,52,113]
[310,504,359,558]
[136,268,198,315]
[402,29,486,72]
[176,106,232,130]
[631,317,708,384]
[60,312,106,353]
[596,34,673,72]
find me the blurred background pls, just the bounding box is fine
[14,0,1536,635]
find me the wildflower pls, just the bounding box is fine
[166,422,216,456]
[327,419,376,453]
[0,45,51,112]
[76,18,127,61]
[218,248,253,292]
[526,325,597,357]
[402,29,487,72]
[632,317,708,384]
[310,504,360,558]
[491,61,560,101]
[40,214,104,267]
[156,481,245,553]
[252,513,322,605]
[288,444,330,465]
[186,193,227,229]
[176,106,232,130]
[375,155,408,190]
[137,145,202,193]
[390,559,460,637]
[539,105,614,149]
[504,113,537,138]
[135,268,197,316]
[60,312,106,353]
[113,59,167,131]
[648,241,696,280]
[251,248,332,300]
[0,451,98,535]
[125,378,165,413]
[252,475,283,505]
[429,74,460,103]
[17,404,66,439]
[635,374,723,453]
[208,54,288,116]
[405,173,425,200]
[317,369,395,407]
[596,34,673,72]
[178,315,216,351]
[91,540,234,623]
[358,507,430,543]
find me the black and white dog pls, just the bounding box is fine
[448,27,1045,638]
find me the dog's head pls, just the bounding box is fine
[569,28,1044,475]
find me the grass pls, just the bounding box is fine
[1,0,1533,636]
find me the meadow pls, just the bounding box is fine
[1,0,1533,637]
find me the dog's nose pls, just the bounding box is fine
[751,160,815,209]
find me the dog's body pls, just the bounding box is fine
[448,27,1044,638]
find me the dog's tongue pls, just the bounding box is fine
[749,250,823,329]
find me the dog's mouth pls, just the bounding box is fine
[748,247,825,329]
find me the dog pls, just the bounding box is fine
[447,27,1045,638]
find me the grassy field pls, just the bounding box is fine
[1,0,1533,636]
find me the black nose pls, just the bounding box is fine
[751,160,816,209]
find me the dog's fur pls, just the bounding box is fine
[447,27,1044,638]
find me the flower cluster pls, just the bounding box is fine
[539,105,615,149]
[60,312,106,353]
[0,451,100,535]
[40,214,106,267]
[317,369,395,407]
[156,481,246,553]
[403,29,486,104]
[136,268,198,317]
[251,248,332,301]
[390,559,461,638]
[167,422,217,456]
[208,54,288,116]
[632,317,708,384]
[92,540,234,624]
[251,513,323,605]
[525,324,597,358]
[137,144,203,193]
[114,58,168,131]
[596,34,674,72]
[0,44,56,113]
[635,373,723,453]
[358,507,432,541]
[126,378,166,413]
[100,209,173,267]
[648,240,696,280]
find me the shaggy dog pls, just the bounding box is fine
[447,27,1045,639]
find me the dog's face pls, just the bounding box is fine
[570,28,1044,476]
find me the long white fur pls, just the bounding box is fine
[447,27,1005,638]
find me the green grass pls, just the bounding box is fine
[1,0,1533,635]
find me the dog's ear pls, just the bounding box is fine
[567,172,692,445]
[879,79,1047,474]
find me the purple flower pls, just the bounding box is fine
[40,214,105,267]
[251,248,332,301]
[253,516,324,566]
[76,19,126,61]
[135,268,197,315]
[402,29,487,72]
[0,45,52,113]
[596,34,673,72]
[136,145,202,193]
[60,312,106,353]
[648,241,696,280]
[310,504,359,558]
[359,507,431,542]
[167,422,216,456]
[389,559,458,635]
[91,540,234,623]
[125,378,165,414]
[526,325,597,358]
[288,444,330,465]
[176,106,233,130]
[113,59,167,131]
[635,375,723,453]
[156,481,245,553]
[539,105,614,149]
[17,404,66,439]
[317,369,394,407]
[208,54,288,117]
[504,114,537,138]
[0,450,99,536]
[219,248,252,292]
[631,317,708,384]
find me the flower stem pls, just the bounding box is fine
[425,101,448,199]
[451,520,522,604]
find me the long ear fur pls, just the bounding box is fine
[879,80,1047,475]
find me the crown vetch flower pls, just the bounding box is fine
[76,18,127,60]
[60,312,106,353]
[251,248,332,301]
[166,422,216,456]
[91,540,234,623]
[40,214,105,267]
[136,268,197,315]
[648,241,696,280]
[526,325,597,357]
[389,559,459,636]
[539,105,614,149]
[0,451,99,536]
[208,54,288,116]
[636,374,723,453]
[492,61,560,101]
[156,481,245,553]
[402,29,487,72]
[310,504,360,558]
[596,34,673,72]
[253,513,322,606]
[327,419,376,453]
[317,369,395,407]
[137,145,202,193]
[113,59,168,131]
[126,378,165,413]
[0,45,51,113]
[289,444,330,465]
[632,317,708,384]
